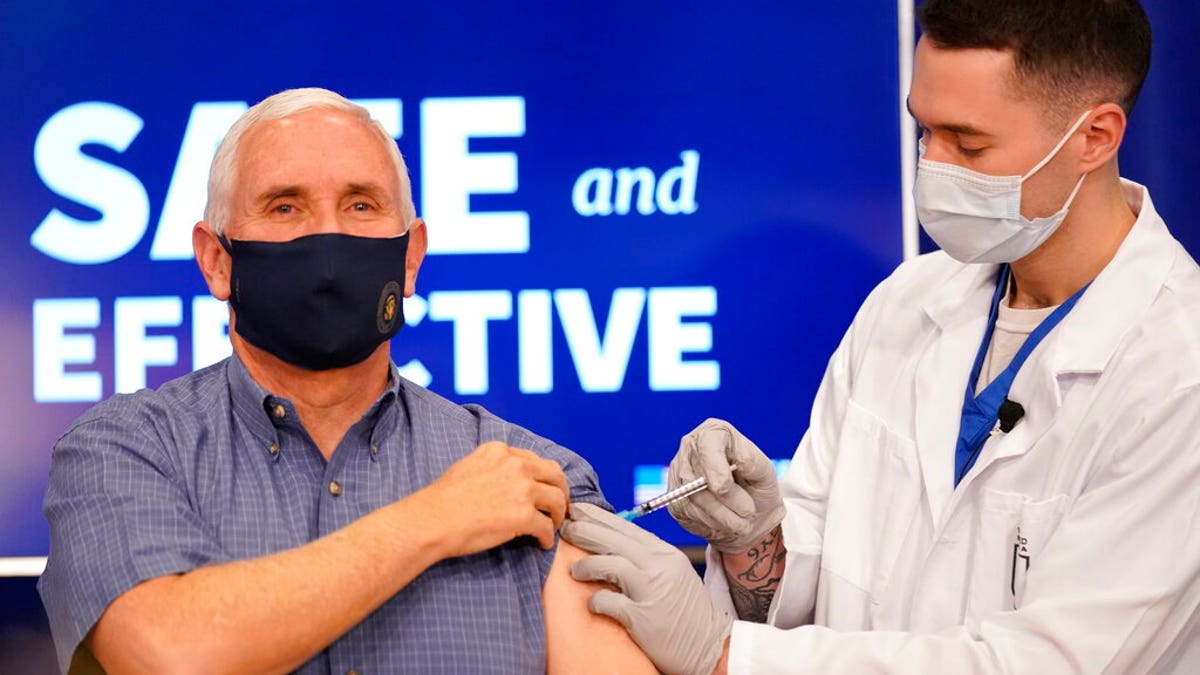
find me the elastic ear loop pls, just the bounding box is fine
[1019,110,1094,220]
[1020,110,1093,182]
[1052,171,1089,217]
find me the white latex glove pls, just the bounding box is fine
[668,418,784,553]
[560,502,733,675]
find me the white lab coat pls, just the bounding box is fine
[707,181,1200,674]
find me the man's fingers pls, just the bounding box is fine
[438,443,574,552]
[501,446,566,494]
[531,482,568,530]
[530,512,556,549]
[526,481,567,549]
[587,589,635,630]
[531,455,571,500]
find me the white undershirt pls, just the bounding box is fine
[976,287,1058,394]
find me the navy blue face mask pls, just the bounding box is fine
[217,232,409,370]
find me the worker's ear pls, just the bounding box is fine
[1076,103,1126,173]
[193,222,231,301]
[404,218,428,298]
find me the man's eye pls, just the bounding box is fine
[958,146,984,158]
[351,202,373,212]
[273,204,294,214]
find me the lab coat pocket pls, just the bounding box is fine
[968,489,1068,618]
[821,399,920,623]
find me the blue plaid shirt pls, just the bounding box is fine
[39,355,609,673]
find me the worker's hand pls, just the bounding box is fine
[411,441,569,557]
[561,502,732,675]
[668,418,785,553]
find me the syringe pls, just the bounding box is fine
[615,464,737,521]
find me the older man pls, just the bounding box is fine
[39,88,654,674]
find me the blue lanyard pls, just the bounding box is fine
[953,265,1090,486]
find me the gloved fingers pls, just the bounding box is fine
[577,501,673,548]
[686,433,756,518]
[566,501,618,528]
[705,477,757,519]
[669,443,753,523]
[681,439,744,516]
[727,433,776,487]
[670,438,751,527]
[667,447,701,491]
[690,420,736,492]
[562,503,664,556]
[569,501,657,535]
[570,553,644,597]
[587,589,636,630]
[561,517,623,557]
[671,488,752,535]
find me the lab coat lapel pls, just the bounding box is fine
[913,263,998,526]
[1051,182,1175,375]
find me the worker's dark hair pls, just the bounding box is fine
[917,0,1152,122]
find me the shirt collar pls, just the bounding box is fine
[227,353,277,449]
[226,353,404,461]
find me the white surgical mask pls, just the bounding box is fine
[915,110,1092,264]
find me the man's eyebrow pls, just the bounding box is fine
[256,185,303,202]
[346,181,389,196]
[905,97,990,137]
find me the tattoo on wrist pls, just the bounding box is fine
[727,527,785,623]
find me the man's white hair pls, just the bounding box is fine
[204,87,415,235]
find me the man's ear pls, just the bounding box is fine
[1078,102,1126,173]
[193,222,231,301]
[404,218,428,298]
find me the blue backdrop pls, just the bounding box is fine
[0,1,1195,567]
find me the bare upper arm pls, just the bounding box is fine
[543,539,658,675]
[91,540,656,674]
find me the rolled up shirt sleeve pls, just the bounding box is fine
[475,410,612,583]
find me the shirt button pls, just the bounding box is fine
[328,481,343,497]
[272,404,286,419]
[370,443,379,456]
[346,670,361,675]
[268,442,280,456]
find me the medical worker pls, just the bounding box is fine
[561,1,1200,673]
